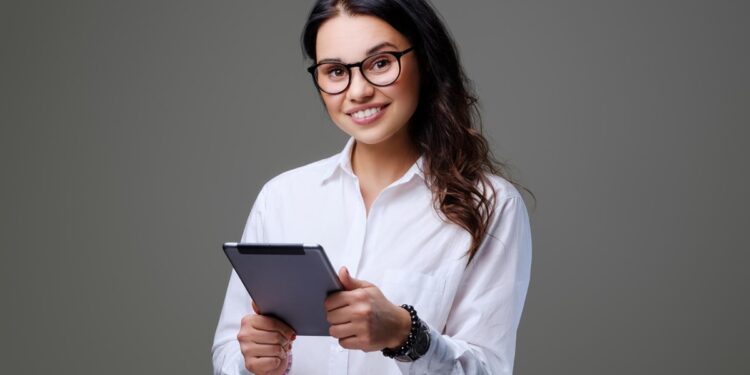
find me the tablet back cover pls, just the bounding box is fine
[222,243,341,336]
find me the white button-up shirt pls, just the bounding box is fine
[212,138,532,375]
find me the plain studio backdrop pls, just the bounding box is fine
[1,1,748,374]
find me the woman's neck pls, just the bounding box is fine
[351,131,419,192]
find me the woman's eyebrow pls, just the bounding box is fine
[317,41,400,64]
[366,41,399,55]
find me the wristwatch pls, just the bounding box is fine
[394,316,431,362]
[382,305,432,362]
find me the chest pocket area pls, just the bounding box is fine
[380,268,448,328]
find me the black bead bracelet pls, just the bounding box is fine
[381,304,419,358]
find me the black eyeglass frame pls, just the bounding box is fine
[306,47,415,95]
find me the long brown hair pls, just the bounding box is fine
[302,0,531,263]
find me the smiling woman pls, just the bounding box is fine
[212,1,532,374]
[313,14,421,150]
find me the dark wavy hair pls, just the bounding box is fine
[302,0,530,263]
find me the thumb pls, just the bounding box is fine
[338,266,371,291]
[251,300,261,315]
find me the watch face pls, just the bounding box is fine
[413,331,430,354]
[391,317,431,362]
[412,322,431,355]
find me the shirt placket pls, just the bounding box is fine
[328,176,369,375]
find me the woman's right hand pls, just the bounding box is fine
[237,301,296,375]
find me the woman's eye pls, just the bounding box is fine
[326,66,346,78]
[371,58,391,71]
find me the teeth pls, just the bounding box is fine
[352,106,382,119]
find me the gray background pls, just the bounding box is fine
[2,0,748,374]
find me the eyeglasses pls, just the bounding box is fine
[307,47,414,95]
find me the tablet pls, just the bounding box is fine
[222,243,342,336]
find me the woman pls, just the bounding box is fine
[213,1,532,374]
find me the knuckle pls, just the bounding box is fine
[354,289,367,301]
[241,314,251,325]
[338,338,352,349]
[351,309,363,319]
[353,305,371,319]
[241,341,255,355]
[237,330,250,342]
[244,358,253,372]
[277,332,287,344]
[361,304,372,316]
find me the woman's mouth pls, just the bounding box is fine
[348,104,389,125]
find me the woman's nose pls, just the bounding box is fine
[346,68,375,101]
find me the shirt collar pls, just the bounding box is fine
[320,137,426,185]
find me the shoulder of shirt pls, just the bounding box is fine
[484,173,524,203]
[258,153,339,196]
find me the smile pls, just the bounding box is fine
[351,106,383,120]
[347,104,389,126]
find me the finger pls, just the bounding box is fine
[338,267,360,291]
[326,305,353,325]
[253,329,290,346]
[324,290,357,312]
[329,321,358,339]
[247,342,289,358]
[246,357,282,373]
[252,301,261,314]
[250,315,296,340]
[338,334,364,350]
[338,267,375,290]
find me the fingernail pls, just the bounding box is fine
[292,333,297,341]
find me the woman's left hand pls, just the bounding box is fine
[324,267,412,352]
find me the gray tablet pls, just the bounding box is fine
[222,243,342,336]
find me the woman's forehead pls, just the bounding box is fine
[315,13,408,62]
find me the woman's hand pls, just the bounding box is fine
[237,301,296,375]
[325,267,412,352]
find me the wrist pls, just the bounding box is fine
[386,305,413,349]
[381,305,431,362]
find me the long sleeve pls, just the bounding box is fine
[396,194,533,374]
[212,188,268,375]
[211,144,533,374]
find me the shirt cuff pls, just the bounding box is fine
[394,324,448,374]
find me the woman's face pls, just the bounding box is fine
[315,13,420,147]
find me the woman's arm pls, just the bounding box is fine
[212,270,255,375]
[396,194,532,375]
[214,188,293,375]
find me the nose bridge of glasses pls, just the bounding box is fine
[346,64,375,96]
[347,63,368,82]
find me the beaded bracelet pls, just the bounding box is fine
[381,304,419,358]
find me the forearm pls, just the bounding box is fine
[212,271,253,375]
